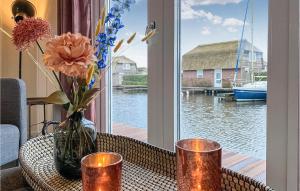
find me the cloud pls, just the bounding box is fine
[226,27,238,33]
[181,1,203,20]
[183,0,242,6]
[201,27,211,35]
[222,18,245,27]
[222,18,246,33]
[198,10,223,24]
[181,1,222,24]
[181,0,245,33]
[196,0,242,5]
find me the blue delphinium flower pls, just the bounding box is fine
[106,26,118,38]
[96,33,107,43]
[88,77,96,89]
[97,59,106,69]
[93,0,135,73]
[111,18,124,30]
[122,0,136,10]
[111,5,124,18]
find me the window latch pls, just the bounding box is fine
[145,21,157,44]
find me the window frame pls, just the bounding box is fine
[267,0,300,190]
[123,63,131,70]
[196,69,204,78]
[147,0,180,150]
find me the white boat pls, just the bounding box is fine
[233,81,267,101]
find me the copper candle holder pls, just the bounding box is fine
[81,152,122,191]
[176,138,222,191]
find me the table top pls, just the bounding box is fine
[19,133,274,191]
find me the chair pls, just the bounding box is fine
[0,78,27,168]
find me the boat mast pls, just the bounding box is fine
[233,0,250,86]
[251,0,254,84]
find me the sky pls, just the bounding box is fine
[114,0,268,68]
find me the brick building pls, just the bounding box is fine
[182,40,266,88]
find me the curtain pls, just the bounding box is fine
[57,0,95,122]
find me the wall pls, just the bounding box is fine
[182,69,241,88]
[0,0,58,137]
[113,63,137,75]
[182,70,213,87]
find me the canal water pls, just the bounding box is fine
[112,90,266,159]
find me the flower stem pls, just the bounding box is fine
[36,40,64,92]
[36,41,45,54]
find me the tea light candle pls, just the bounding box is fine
[81,152,122,191]
[176,138,222,191]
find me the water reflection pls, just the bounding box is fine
[112,90,266,159]
[112,90,147,129]
[181,95,266,159]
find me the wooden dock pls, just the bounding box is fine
[114,86,234,95]
[114,85,147,93]
[182,87,233,96]
[112,123,266,183]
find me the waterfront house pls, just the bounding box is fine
[182,40,266,88]
[112,56,138,86]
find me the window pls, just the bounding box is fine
[110,0,148,142]
[256,52,263,61]
[196,69,204,78]
[179,0,268,180]
[123,63,131,70]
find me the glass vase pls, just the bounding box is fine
[54,112,96,179]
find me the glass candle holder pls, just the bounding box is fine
[176,138,222,191]
[81,152,122,191]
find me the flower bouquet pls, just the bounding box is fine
[43,0,138,179]
[11,0,158,179]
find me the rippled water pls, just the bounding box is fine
[112,90,266,159]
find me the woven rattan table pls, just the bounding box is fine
[19,133,274,191]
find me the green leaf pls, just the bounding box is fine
[78,88,101,109]
[44,91,70,105]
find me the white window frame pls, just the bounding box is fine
[95,0,179,151]
[196,69,204,78]
[123,63,130,70]
[147,0,179,151]
[93,0,111,134]
[267,0,300,190]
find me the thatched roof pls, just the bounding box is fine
[112,56,136,65]
[182,40,261,70]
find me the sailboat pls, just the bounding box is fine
[233,0,267,102]
[233,81,267,101]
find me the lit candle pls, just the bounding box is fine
[176,138,222,191]
[81,152,122,191]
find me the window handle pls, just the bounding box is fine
[146,21,157,33]
[145,21,157,44]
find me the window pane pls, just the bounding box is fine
[196,69,204,78]
[111,0,148,142]
[180,0,268,182]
